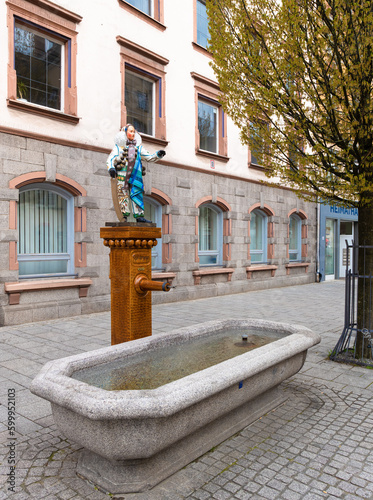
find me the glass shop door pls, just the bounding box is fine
[325,218,335,280]
[339,221,354,277]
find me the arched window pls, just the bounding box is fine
[250,209,267,263]
[18,184,74,277]
[144,196,162,269]
[289,214,302,262]
[198,203,223,266]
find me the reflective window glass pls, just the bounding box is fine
[125,70,154,136]
[198,100,217,153]
[197,0,209,48]
[126,0,151,16]
[15,25,62,110]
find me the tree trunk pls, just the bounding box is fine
[356,201,373,359]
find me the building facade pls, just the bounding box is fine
[318,204,358,281]
[0,0,317,326]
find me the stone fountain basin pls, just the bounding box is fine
[30,319,320,493]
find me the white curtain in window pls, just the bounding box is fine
[18,190,67,255]
[289,215,300,261]
[250,211,265,262]
[199,206,217,252]
[144,199,162,269]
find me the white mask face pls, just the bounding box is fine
[114,129,142,147]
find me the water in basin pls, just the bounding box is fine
[72,328,289,390]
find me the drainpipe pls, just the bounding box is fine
[316,200,321,282]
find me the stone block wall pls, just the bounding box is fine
[0,131,317,325]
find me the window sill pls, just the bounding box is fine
[285,262,309,275]
[4,278,92,305]
[191,42,213,58]
[246,265,278,279]
[117,0,166,31]
[249,162,265,171]
[7,99,80,125]
[140,134,169,148]
[152,272,176,284]
[192,268,234,285]
[196,149,230,163]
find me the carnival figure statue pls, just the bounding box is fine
[107,124,166,222]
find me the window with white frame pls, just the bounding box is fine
[289,214,301,261]
[17,184,74,277]
[126,0,152,16]
[198,99,218,153]
[14,21,64,110]
[144,197,162,269]
[250,209,267,263]
[198,204,223,266]
[125,68,155,136]
[196,0,209,48]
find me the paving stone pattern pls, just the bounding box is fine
[1,281,373,499]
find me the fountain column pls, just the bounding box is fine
[100,223,169,345]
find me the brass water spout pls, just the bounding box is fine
[134,274,171,295]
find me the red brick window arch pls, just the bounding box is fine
[8,172,87,274]
[195,196,231,264]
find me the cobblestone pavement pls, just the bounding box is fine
[1,280,373,499]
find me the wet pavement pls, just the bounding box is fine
[1,280,373,499]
